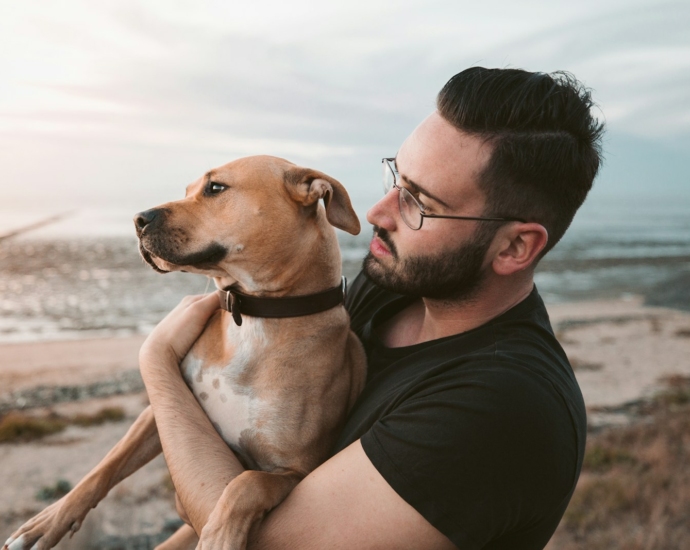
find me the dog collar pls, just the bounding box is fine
[220,277,347,326]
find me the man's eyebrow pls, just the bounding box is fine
[394,157,451,209]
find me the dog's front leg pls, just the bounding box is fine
[196,469,302,550]
[4,406,161,550]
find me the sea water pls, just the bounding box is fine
[1,193,689,343]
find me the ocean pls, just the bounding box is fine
[1,193,689,344]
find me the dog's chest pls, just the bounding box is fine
[180,318,272,453]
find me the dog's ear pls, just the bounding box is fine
[284,167,361,235]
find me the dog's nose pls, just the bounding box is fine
[134,209,160,231]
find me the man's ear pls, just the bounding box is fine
[491,223,549,276]
[284,167,361,235]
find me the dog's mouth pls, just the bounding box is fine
[139,243,171,274]
[138,239,228,274]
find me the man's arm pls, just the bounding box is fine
[139,293,456,549]
[250,439,456,550]
[139,294,244,531]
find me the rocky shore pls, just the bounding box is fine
[0,370,144,414]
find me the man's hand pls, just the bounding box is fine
[139,291,221,373]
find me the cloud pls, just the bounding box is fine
[0,0,688,212]
[470,1,690,138]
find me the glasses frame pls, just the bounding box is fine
[382,158,527,230]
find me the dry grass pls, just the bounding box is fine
[71,406,126,426]
[36,479,72,502]
[0,406,126,443]
[568,356,605,372]
[0,412,67,443]
[550,377,690,549]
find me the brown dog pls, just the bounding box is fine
[4,156,367,550]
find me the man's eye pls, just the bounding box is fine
[403,185,426,209]
[207,182,228,195]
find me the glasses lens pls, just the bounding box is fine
[383,160,396,194]
[398,186,422,230]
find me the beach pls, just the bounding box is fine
[4,295,690,413]
[2,203,690,548]
[0,335,178,549]
[2,296,690,548]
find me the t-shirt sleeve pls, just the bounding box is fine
[360,366,579,549]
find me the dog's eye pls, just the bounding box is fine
[207,182,228,195]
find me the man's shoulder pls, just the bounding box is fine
[340,275,586,450]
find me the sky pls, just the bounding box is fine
[0,0,689,232]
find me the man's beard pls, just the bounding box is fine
[363,225,495,301]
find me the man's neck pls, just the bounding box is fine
[377,274,534,348]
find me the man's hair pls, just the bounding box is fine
[436,67,605,257]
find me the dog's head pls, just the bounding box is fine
[134,155,360,290]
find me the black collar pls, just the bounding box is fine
[219,277,347,326]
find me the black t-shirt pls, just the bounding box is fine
[334,273,586,550]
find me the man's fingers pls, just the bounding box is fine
[178,293,209,308]
[140,291,223,368]
[197,290,223,313]
[166,293,221,338]
[185,292,222,323]
[169,293,220,322]
[182,292,220,311]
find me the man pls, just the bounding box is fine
[140,67,603,549]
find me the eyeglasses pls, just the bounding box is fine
[382,158,526,230]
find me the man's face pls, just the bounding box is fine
[364,111,496,301]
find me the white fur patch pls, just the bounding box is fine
[226,316,268,372]
[182,317,270,449]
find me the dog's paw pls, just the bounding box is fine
[4,498,85,550]
[196,511,249,550]
[4,534,39,550]
[3,534,25,550]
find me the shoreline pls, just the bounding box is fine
[2,296,689,415]
[2,234,690,345]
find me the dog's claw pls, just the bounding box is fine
[6,536,25,550]
[68,520,81,538]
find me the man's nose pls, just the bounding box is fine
[366,188,398,231]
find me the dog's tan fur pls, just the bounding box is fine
[4,156,366,550]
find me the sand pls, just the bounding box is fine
[0,336,146,394]
[2,297,690,547]
[546,296,690,425]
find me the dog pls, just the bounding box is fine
[4,155,367,550]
